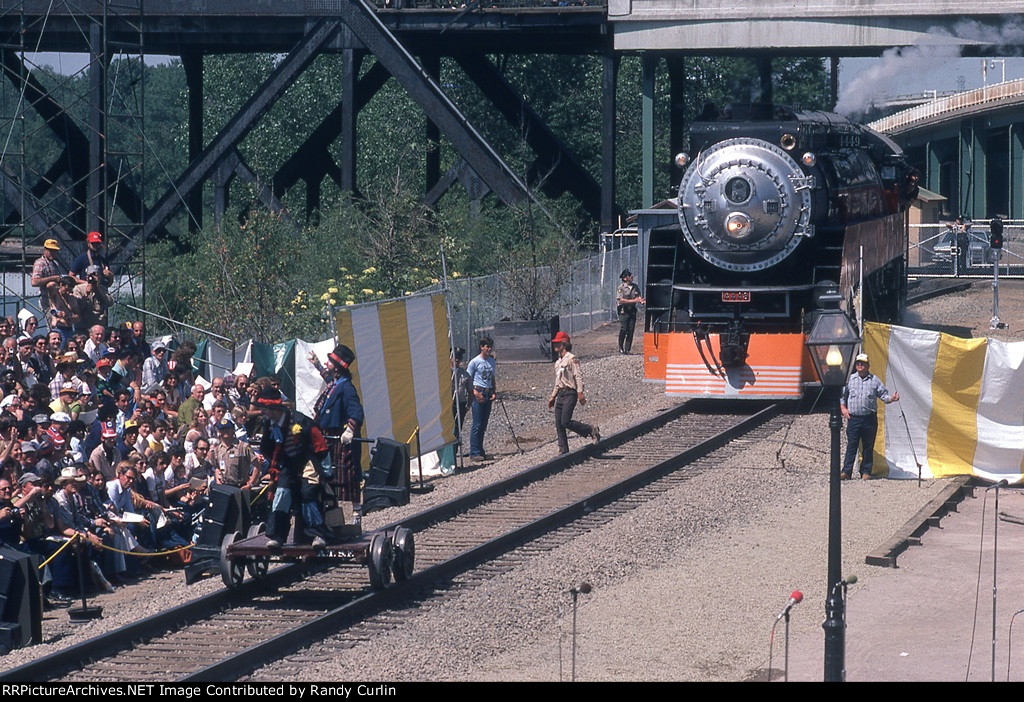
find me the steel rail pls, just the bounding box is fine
[184,403,779,681]
[0,399,778,681]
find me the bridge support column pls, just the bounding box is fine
[959,118,987,219]
[1010,123,1024,220]
[925,140,942,196]
[423,53,441,199]
[641,53,657,209]
[340,49,361,195]
[601,52,619,233]
[88,22,106,237]
[183,52,204,233]
[667,55,686,194]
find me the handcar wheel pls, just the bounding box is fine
[219,531,246,589]
[367,533,393,591]
[390,527,414,581]
[245,523,270,579]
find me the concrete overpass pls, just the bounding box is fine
[868,81,1024,220]
[609,1,1023,52]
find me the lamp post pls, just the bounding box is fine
[805,296,860,682]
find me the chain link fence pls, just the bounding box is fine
[423,244,639,353]
[909,222,1024,278]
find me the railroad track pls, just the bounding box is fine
[2,400,782,682]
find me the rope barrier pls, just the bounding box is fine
[92,541,192,558]
[36,532,79,570]
[250,482,271,506]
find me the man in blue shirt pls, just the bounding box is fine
[315,344,365,530]
[840,353,899,480]
[465,337,497,463]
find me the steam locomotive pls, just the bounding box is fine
[639,104,919,398]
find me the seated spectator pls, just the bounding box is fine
[16,309,38,341]
[49,276,80,344]
[185,437,213,481]
[90,421,121,481]
[141,341,168,391]
[28,336,54,386]
[177,382,205,429]
[128,321,150,360]
[17,471,74,604]
[83,324,105,365]
[52,467,113,592]
[49,383,83,420]
[73,266,113,332]
[182,407,210,449]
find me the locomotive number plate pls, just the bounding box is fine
[721,291,751,303]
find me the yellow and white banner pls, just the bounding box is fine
[334,291,456,457]
[866,322,1023,483]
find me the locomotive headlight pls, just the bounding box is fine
[674,152,690,168]
[802,152,817,167]
[724,212,752,239]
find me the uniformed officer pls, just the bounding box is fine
[256,386,331,548]
[616,269,645,354]
[212,419,258,489]
[314,344,365,531]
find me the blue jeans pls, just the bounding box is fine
[470,393,493,457]
[843,414,878,476]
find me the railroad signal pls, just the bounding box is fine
[990,218,1004,249]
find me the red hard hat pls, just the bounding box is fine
[551,331,570,344]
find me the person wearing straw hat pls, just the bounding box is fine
[840,353,900,480]
[548,331,600,455]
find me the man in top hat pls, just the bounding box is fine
[840,353,900,480]
[313,344,364,530]
[256,385,331,549]
[615,269,645,355]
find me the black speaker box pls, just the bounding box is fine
[366,438,410,488]
[195,484,248,549]
[0,547,41,649]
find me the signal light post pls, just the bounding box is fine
[990,217,1006,330]
[805,294,859,682]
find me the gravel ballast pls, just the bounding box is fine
[4,278,1020,680]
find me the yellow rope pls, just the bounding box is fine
[93,541,192,557]
[250,482,271,506]
[36,532,78,570]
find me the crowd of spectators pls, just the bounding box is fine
[0,292,279,607]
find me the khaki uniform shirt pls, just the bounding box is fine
[551,351,584,400]
[213,440,256,487]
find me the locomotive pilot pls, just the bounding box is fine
[314,344,365,532]
[256,385,333,549]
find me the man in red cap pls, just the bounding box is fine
[72,231,114,287]
[256,385,332,549]
[548,331,600,454]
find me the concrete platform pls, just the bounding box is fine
[789,485,1024,682]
